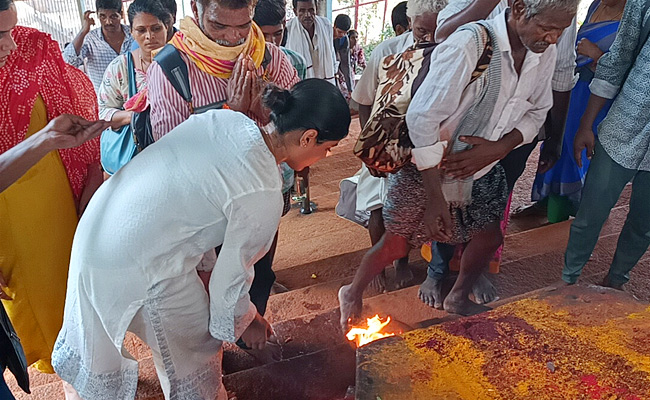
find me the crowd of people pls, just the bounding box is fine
[0,0,648,398]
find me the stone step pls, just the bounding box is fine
[223,344,356,400]
[266,204,632,325]
[222,284,581,400]
[273,186,631,291]
[226,227,633,377]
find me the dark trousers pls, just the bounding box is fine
[427,138,539,279]
[563,140,650,285]
[233,234,277,349]
[0,374,14,400]
[248,248,276,316]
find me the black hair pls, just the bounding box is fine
[348,29,358,36]
[127,0,172,28]
[198,0,257,10]
[0,0,13,12]
[391,1,408,31]
[334,14,351,31]
[253,0,286,27]
[291,0,317,12]
[264,79,350,142]
[158,0,177,17]
[95,0,122,12]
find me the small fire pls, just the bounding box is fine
[346,314,395,347]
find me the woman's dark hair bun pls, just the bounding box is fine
[267,79,350,144]
[263,86,292,115]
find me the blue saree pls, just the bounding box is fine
[532,0,620,212]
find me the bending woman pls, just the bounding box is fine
[52,79,350,400]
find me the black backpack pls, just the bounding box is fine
[133,44,273,151]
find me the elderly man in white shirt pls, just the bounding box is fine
[285,0,336,84]
[349,0,446,293]
[339,0,578,324]
[423,0,578,308]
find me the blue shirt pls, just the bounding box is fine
[590,0,650,171]
[63,25,135,92]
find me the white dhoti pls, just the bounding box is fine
[356,165,388,212]
[336,165,388,227]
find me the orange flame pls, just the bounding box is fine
[346,314,395,347]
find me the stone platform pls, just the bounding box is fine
[356,284,650,400]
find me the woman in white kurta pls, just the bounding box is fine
[52,79,351,400]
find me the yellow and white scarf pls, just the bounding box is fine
[170,17,266,78]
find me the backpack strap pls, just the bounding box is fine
[468,23,493,86]
[260,43,273,81]
[154,44,194,112]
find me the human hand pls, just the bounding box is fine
[249,79,272,123]
[573,125,595,168]
[110,110,134,130]
[0,270,12,300]
[227,55,255,113]
[82,10,96,34]
[537,137,562,174]
[442,137,509,179]
[42,115,109,150]
[423,198,452,242]
[241,313,273,350]
[576,39,603,62]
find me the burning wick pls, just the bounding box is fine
[346,314,395,347]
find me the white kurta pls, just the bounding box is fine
[52,110,283,400]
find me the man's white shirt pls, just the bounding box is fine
[407,10,556,177]
[436,0,577,92]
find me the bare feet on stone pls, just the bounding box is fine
[601,275,624,290]
[394,259,413,289]
[338,284,362,332]
[472,273,498,304]
[244,339,282,364]
[370,269,387,293]
[443,292,491,316]
[418,276,444,309]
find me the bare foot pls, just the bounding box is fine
[443,292,491,316]
[270,281,289,294]
[601,275,624,290]
[370,270,387,293]
[472,273,498,304]
[338,284,362,332]
[394,259,413,289]
[418,276,444,309]
[244,340,282,364]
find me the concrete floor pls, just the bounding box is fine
[5,117,649,399]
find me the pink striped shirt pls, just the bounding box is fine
[149,43,300,140]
